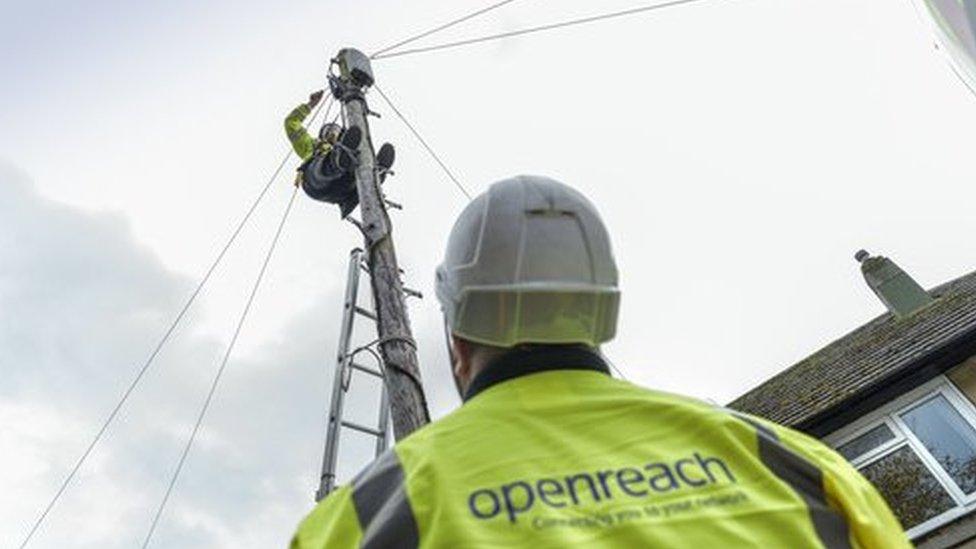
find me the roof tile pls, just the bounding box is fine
[728,270,976,427]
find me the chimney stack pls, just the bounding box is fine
[855,250,933,318]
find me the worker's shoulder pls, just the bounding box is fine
[606,375,712,405]
[712,405,854,474]
[595,377,847,462]
[392,372,744,457]
[595,374,736,420]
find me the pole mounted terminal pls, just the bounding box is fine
[330,48,375,101]
[336,48,374,88]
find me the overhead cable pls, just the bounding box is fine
[372,84,473,201]
[18,96,330,549]
[603,354,630,381]
[142,186,301,548]
[372,0,711,60]
[371,0,524,58]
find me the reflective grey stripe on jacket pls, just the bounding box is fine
[732,413,852,549]
[350,449,420,549]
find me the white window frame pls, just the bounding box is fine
[825,375,976,539]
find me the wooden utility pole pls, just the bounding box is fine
[330,48,430,440]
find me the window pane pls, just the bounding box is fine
[860,446,956,530]
[837,423,896,461]
[901,394,976,494]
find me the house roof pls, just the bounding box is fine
[728,269,976,429]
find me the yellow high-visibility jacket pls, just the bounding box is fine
[284,103,331,161]
[291,349,909,548]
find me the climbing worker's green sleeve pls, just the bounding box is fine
[285,103,315,161]
[291,370,911,548]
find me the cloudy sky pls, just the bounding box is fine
[2,0,975,546]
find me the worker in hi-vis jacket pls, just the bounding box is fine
[291,176,909,548]
[284,90,394,218]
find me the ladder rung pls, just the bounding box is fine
[354,306,377,320]
[351,362,383,378]
[341,420,383,437]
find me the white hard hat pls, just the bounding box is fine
[435,175,620,348]
[319,122,342,140]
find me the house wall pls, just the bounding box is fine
[949,355,976,406]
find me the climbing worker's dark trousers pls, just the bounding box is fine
[301,153,359,213]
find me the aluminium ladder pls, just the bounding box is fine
[316,248,391,501]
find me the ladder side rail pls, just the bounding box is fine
[316,248,365,501]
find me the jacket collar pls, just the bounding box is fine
[463,345,611,402]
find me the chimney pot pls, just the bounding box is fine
[857,250,933,318]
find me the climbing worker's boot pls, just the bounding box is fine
[333,126,363,171]
[376,143,395,183]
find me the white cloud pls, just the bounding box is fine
[0,165,456,547]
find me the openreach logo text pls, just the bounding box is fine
[467,452,736,523]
